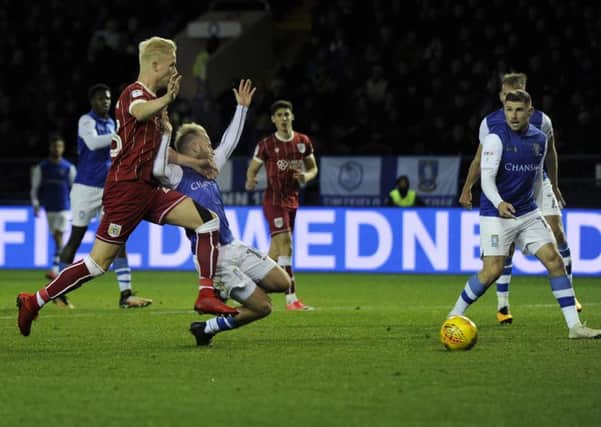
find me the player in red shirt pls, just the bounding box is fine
[17,36,237,338]
[245,100,318,310]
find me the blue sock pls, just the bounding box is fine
[449,275,487,316]
[550,275,579,328]
[205,315,238,334]
[557,243,572,283]
[112,257,132,292]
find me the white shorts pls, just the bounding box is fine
[195,239,278,303]
[70,183,104,227]
[538,177,562,217]
[46,211,70,233]
[480,209,555,257]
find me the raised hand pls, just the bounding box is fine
[233,79,256,107]
[167,73,182,103]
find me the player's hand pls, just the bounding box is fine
[160,109,172,134]
[498,202,516,219]
[293,170,307,185]
[458,190,472,209]
[33,206,40,217]
[553,186,566,208]
[194,158,218,179]
[166,73,182,103]
[245,177,258,191]
[233,79,256,107]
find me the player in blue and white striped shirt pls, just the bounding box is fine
[459,73,581,324]
[449,90,600,339]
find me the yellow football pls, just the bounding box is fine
[440,315,478,350]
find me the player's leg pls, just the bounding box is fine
[45,211,67,279]
[545,214,582,312]
[450,215,513,317]
[495,243,515,324]
[519,213,598,338]
[17,239,120,336]
[448,255,505,317]
[114,245,152,308]
[59,225,88,265]
[161,196,236,315]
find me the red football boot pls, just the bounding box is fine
[194,288,238,315]
[16,293,40,336]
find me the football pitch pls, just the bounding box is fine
[1,270,600,427]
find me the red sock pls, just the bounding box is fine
[42,259,94,301]
[195,229,219,288]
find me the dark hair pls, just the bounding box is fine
[88,83,111,101]
[48,133,64,145]
[505,89,531,105]
[270,99,293,115]
[396,175,409,186]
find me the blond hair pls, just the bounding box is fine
[174,123,207,153]
[501,72,527,89]
[138,36,176,66]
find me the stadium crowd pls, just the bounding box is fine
[1,0,599,160]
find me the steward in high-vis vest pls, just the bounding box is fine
[387,175,425,207]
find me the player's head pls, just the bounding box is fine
[48,135,65,159]
[503,89,533,132]
[88,83,111,117]
[138,36,177,89]
[174,123,213,160]
[499,72,527,104]
[270,100,294,133]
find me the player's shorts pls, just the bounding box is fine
[538,176,562,217]
[263,203,297,236]
[46,210,70,233]
[70,183,104,227]
[96,180,187,245]
[480,209,555,257]
[195,239,278,302]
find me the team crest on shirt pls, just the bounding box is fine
[532,143,543,156]
[108,223,122,238]
[132,89,143,98]
[417,159,438,192]
[491,234,499,248]
[296,143,306,153]
[274,217,284,228]
[275,147,280,153]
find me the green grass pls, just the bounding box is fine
[1,270,601,427]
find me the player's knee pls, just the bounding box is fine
[254,298,272,318]
[546,253,565,275]
[83,255,106,277]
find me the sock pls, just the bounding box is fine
[51,253,60,274]
[195,218,220,289]
[495,257,512,310]
[557,243,572,284]
[37,256,105,305]
[449,275,487,316]
[550,275,579,328]
[112,256,132,292]
[205,315,238,334]
[278,256,296,297]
